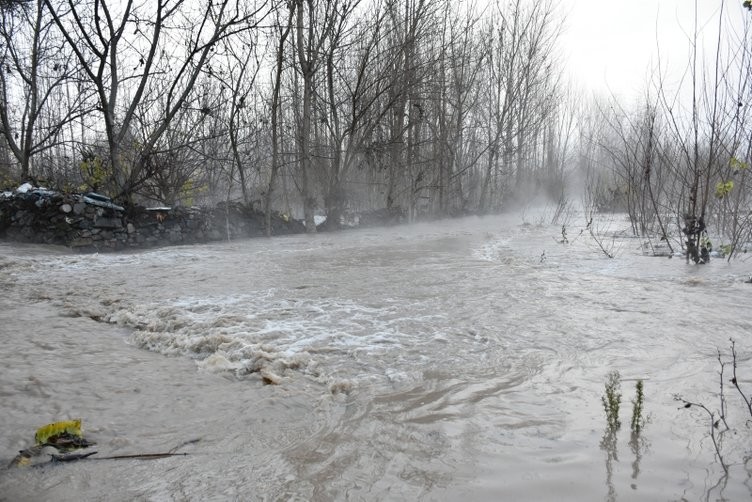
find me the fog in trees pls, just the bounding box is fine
[1,0,750,259]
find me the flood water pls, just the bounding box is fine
[1,213,751,501]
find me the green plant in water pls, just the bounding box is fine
[602,370,622,432]
[631,379,645,435]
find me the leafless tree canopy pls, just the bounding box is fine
[0,0,750,254]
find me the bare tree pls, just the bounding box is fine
[293,0,337,232]
[264,1,296,235]
[207,24,265,207]
[43,0,269,204]
[0,0,86,180]
[477,0,561,212]
[381,0,434,213]
[656,0,732,263]
[319,0,429,228]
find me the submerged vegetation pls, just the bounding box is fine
[600,372,649,501]
[630,379,645,436]
[676,339,752,476]
[598,346,752,498]
[0,0,749,248]
[602,371,622,434]
[600,372,647,437]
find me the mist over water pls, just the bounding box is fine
[1,213,751,501]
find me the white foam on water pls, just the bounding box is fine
[473,235,511,262]
[100,292,457,385]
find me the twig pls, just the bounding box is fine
[95,437,200,461]
[717,349,730,430]
[46,438,200,465]
[50,451,99,462]
[95,452,189,460]
[676,396,729,474]
[587,217,615,259]
[169,437,201,454]
[730,339,752,418]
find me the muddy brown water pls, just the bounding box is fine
[1,214,751,501]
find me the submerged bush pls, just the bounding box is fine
[602,371,622,432]
[631,379,645,435]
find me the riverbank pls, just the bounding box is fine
[0,184,304,252]
[0,184,412,252]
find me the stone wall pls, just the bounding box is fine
[0,188,305,252]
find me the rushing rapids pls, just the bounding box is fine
[1,213,751,501]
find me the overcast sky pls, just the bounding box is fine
[557,0,748,101]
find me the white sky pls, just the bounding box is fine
[557,0,748,101]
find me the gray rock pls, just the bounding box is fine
[83,193,125,211]
[69,237,93,247]
[94,216,122,229]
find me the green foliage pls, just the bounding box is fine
[719,243,734,257]
[630,380,645,435]
[730,157,748,172]
[80,154,109,191]
[0,171,18,189]
[178,179,209,207]
[602,371,622,433]
[700,234,712,252]
[745,0,752,12]
[715,180,734,199]
[180,179,195,206]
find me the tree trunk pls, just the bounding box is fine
[265,4,296,236]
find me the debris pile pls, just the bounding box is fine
[9,419,95,467]
[8,418,196,468]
